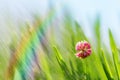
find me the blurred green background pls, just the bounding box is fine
[0,0,120,80]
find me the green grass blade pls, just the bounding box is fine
[109,29,120,79]
[100,49,114,80]
[53,46,73,80]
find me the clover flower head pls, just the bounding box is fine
[75,41,92,58]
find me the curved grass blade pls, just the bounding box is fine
[53,46,73,80]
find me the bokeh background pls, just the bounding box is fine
[0,0,120,80]
[0,0,120,45]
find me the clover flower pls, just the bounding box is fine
[75,41,92,58]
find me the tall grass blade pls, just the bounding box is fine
[100,49,114,80]
[109,29,120,79]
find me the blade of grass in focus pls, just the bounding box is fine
[109,29,120,79]
[53,46,74,80]
[100,49,114,80]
